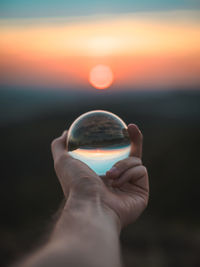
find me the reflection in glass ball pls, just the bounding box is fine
[67,110,131,175]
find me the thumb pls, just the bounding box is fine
[128,124,143,159]
[51,130,68,161]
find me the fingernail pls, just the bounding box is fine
[107,167,119,178]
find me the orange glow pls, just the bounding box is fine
[72,146,130,160]
[0,11,200,89]
[89,65,114,89]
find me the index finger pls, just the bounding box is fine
[128,124,143,159]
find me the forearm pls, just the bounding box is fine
[54,197,122,267]
[20,193,122,267]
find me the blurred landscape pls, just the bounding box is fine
[0,86,200,267]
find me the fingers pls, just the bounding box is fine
[51,131,68,161]
[106,157,142,180]
[128,124,143,159]
[112,165,147,187]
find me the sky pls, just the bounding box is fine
[0,0,200,90]
[1,0,200,18]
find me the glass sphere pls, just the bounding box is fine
[67,110,131,175]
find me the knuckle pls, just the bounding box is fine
[115,159,130,170]
[139,194,149,210]
[141,166,148,176]
[54,153,68,168]
[132,157,142,165]
[142,198,148,209]
[135,157,142,165]
[115,157,142,171]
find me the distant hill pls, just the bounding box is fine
[0,86,200,127]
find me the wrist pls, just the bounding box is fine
[61,189,121,234]
[51,193,122,267]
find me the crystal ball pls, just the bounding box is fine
[67,110,131,175]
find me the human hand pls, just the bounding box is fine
[104,124,149,227]
[51,124,149,228]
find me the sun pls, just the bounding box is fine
[89,65,114,89]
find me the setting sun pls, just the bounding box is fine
[89,65,114,89]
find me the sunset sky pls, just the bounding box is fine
[0,1,200,90]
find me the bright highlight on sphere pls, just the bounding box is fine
[89,65,114,89]
[67,110,131,175]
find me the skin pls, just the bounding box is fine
[19,124,149,267]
